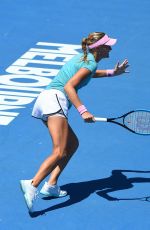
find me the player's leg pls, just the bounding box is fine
[40,125,79,197]
[48,125,79,185]
[32,116,69,187]
[20,116,69,211]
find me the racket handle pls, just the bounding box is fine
[94,117,107,122]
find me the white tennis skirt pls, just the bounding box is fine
[32,89,69,121]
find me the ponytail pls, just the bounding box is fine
[81,37,88,62]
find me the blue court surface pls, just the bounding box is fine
[0,0,150,229]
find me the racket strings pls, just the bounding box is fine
[136,111,149,134]
[124,111,150,134]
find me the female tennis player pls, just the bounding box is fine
[20,32,129,212]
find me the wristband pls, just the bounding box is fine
[106,69,114,76]
[77,105,87,115]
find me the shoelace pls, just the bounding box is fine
[28,190,39,201]
[34,191,39,200]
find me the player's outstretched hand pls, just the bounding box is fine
[114,59,130,75]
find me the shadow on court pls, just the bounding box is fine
[30,169,150,218]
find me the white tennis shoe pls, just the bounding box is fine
[40,182,67,198]
[20,179,38,212]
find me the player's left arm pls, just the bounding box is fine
[93,59,129,78]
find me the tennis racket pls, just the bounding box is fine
[94,109,150,135]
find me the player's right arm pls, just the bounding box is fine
[64,68,94,122]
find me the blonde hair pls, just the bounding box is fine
[81,32,105,62]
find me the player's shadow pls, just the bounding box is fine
[30,169,150,218]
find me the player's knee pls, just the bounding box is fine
[53,145,64,160]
